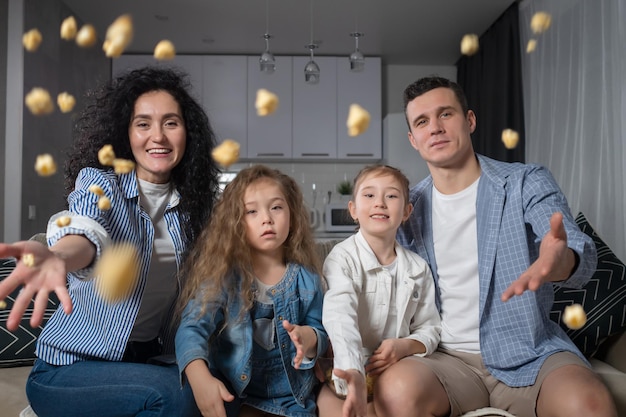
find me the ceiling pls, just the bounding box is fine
[61,0,516,66]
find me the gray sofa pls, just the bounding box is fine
[2,217,625,416]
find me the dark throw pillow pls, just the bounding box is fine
[0,258,59,367]
[550,212,626,357]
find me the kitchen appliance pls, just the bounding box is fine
[324,202,357,232]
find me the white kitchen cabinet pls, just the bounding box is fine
[336,56,382,160]
[246,56,293,159]
[111,55,204,104]
[292,56,338,159]
[202,56,248,155]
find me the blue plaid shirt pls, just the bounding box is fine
[397,154,596,386]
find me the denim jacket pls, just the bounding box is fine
[176,263,328,407]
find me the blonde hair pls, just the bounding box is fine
[178,164,321,318]
[352,164,411,203]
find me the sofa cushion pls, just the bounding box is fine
[549,212,626,357]
[0,258,59,368]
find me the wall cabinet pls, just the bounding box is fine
[203,56,248,155]
[112,54,381,161]
[337,56,382,159]
[292,56,338,159]
[246,56,293,159]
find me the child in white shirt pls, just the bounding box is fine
[318,164,441,417]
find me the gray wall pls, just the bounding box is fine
[0,0,7,240]
[8,0,109,240]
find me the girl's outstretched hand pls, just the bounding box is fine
[282,320,317,369]
[0,240,72,330]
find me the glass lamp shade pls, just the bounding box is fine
[259,50,276,73]
[349,49,365,72]
[304,59,320,84]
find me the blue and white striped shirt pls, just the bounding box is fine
[37,167,186,365]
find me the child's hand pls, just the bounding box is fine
[185,360,235,417]
[282,320,317,369]
[365,338,423,376]
[333,368,367,417]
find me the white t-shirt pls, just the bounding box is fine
[432,178,480,353]
[129,178,177,342]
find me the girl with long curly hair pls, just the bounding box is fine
[176,164,328,417]
[0,66,220,416]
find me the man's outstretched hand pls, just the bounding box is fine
[501,212,577,302]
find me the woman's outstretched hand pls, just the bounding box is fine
[0,240,72,330]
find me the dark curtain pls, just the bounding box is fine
[456,1,525,163]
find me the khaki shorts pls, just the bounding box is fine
[412,349,588,417]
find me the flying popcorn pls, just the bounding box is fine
[88,184,105,196]
[562,303,587,330]
[22,253,35,267]
[501,128,519,149]
[460,34,479,56]
[75,24,97,48]
[530,11,552,34]
[25,88,55,116]
[98,144,116,166]
[34,154,57,176]
[97,196,111,211]
[113,158,135,174]
[60,16,78,40]
[103,14,133,58]
[526,39,538,54]
[55,216,72,227]
[346,104,371,137]
[57,92,76,113]
[212,139,241,168]
[255,88,279,116]
[0,300,6,309]
[94,242,140,303]
[153,40,176,60]
[22,28,43,52]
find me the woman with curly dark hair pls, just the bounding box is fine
[0,66,220,417]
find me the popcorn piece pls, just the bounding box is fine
[25,87,55,116]
[60,16,78,40]
[563,303,587,330]
[57,92,76,113]
[34,154,57,176]
[255,88,279,116]
[55,216,72,227]
[346,104,371,137]
[88,184,105,196]
[460,34,479,56]
[22,28,43,52]
[0,300,6,309]
[98,144,116,166]
[530,11,552,34]
[526,39,538,54]
[212,139,241,168]
[22,253,35,267]
[97,196,111,211]
[501,128,520,149]
[94,242,140,303]
[103,14,133,58]
[153,40,176,60]
[75,24,97,48]
[113,158,135,174]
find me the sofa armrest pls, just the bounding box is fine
[603,332,626,373]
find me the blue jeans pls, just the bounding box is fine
[26,359,201,417]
